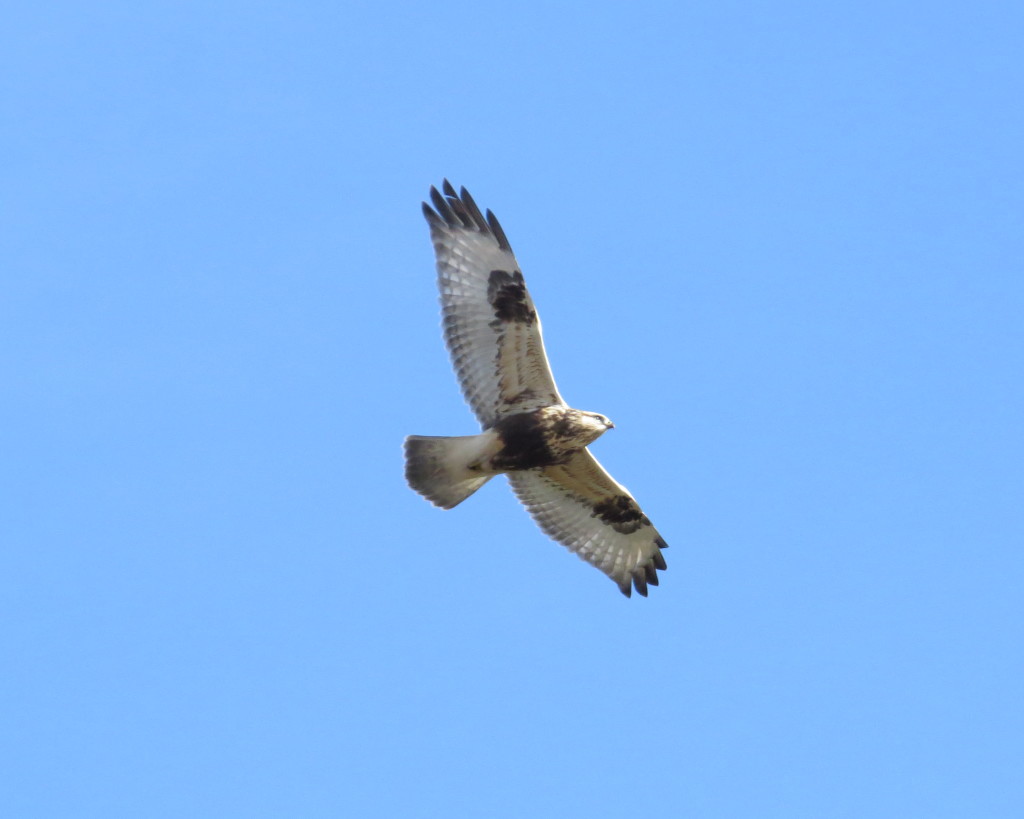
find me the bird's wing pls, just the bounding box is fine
[506,449,668,597]
[423,181,565,429]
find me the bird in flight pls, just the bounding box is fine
[404,181,668,596]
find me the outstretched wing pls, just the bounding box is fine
[506,449,668,597]
[422,181,565,429]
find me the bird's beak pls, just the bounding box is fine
[607,421,615,429]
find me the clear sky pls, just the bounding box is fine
[2,1,1022,816]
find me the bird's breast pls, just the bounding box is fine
[488,407,595,472]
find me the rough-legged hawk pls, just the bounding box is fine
[404,182,668,597]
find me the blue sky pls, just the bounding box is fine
[2,1,1022,816]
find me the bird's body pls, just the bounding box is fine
[404,182,668,597]
[488,406,613,471]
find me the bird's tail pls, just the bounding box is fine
[404,434,494,509]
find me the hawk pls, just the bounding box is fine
[404,181,668,597]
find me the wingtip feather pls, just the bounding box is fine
[457,187,490,234]
[486,209,512,251]
[428,185,455,224]
[423,182,514,253]
[422,200,442,226]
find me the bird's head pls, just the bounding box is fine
[580,411,615,434]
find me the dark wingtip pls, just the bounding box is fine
[422,183,513,252]
[445,189,475,229]
[422,200,442,226]
[458,187,490,233]
[632,569,649,597]
[618,578,633,598]
[427,185,457,225]
[486,209,512,251]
